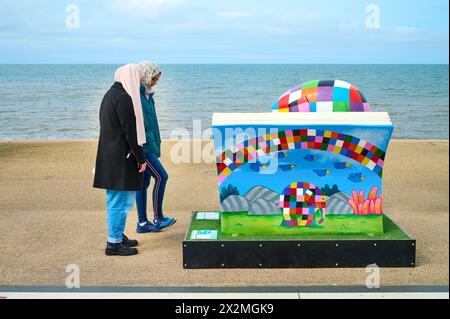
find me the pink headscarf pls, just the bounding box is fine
[114,64,146,146]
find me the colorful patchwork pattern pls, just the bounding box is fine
[279,182,326,227]
[216,129,385,185]
[272,80,371,113]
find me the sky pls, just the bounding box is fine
[0,0,448,64]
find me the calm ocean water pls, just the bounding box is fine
[0,64,448,140]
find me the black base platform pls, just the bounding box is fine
[183,211,416,269]
[183,238,416,269]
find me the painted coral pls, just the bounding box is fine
[347,186,382,215]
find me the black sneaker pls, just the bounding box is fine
[122,234,138,247]
[105,242,138,256]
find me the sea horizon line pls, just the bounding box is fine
[0,63,448,66]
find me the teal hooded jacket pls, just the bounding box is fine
[140,83,161,158]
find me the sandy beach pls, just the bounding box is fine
[0,139,448,287]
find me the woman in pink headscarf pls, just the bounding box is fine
[93,64,150,257]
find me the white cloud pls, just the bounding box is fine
[112,0,183,18]
[217,11,248,18]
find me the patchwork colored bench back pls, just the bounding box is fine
[272,80,371,113]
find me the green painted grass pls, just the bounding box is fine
[221,212,384,236]
[187,212,411,241]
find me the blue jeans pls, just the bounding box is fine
[136,152,168,223]
[106,190,135,243]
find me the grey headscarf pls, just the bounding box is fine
[138,60,162,96]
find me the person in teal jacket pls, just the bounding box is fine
[135,61,176,233]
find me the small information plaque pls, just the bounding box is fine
[196,212,220,220]
[190,230,218,240]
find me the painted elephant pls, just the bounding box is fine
[279,182,327,227]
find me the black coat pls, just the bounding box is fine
[93,82,146,191]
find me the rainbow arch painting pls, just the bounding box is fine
[216,128,386,186]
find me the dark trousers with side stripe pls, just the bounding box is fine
[135,152,168,223]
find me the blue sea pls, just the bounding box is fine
[0,64,448,140]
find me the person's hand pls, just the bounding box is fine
[138,163,146,173]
